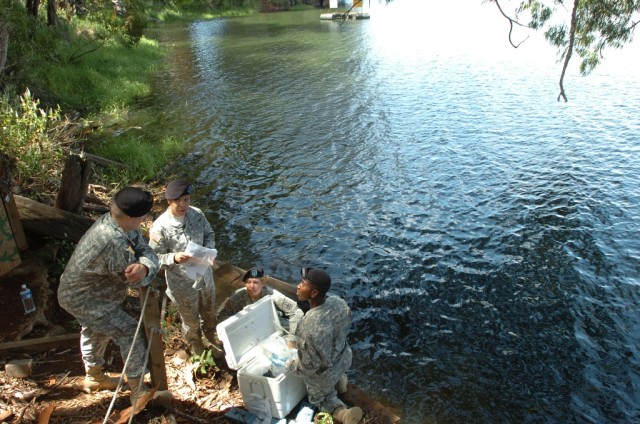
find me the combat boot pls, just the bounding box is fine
[333,406,363,424]
[83,366,120,393]
[335,374,348,395]
[127,377,152,408]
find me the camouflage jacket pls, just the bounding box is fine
[148,206,215,289]
[58,212,159,319]
[290,295,352,377]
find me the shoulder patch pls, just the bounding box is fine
[149,231,161,243]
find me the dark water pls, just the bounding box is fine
[143,3,640,422]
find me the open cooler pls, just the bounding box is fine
[216,295,307,419]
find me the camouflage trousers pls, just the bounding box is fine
[302,368,347,414]
[166,281,217,345]
[79,307,147,379]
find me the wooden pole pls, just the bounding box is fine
[140,284,168,391]
[54,153,92,214]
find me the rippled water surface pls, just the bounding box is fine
[144,3,640,422]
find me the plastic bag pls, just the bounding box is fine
[260,334,295,377]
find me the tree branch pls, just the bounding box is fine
[492,0,529,48]
[558,0,580,102]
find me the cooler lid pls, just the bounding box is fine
[216,295,283,370]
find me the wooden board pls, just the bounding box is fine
[0,334,79,353]
[0,200,21,277]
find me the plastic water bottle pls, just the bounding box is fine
[20,285,36,314]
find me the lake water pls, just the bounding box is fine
[143,2,640,422]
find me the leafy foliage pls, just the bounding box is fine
[518,0,640,75]
[191,349,216,376]
[0,89,72,194]
[315,412,334,423]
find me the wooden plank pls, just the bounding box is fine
[15,195,94,243]
[0,334,79,353]
[140,285,168,391]
[2,192,28,252]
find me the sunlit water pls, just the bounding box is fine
[142,2,640,422]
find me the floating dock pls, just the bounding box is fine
[320,12,370,20]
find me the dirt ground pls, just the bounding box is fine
[0,290,244,424]
[0,234,245,424]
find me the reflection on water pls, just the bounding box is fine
[143,4,640,422]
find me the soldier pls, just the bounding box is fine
[286,267,363,424]
[58,186,158,406]
[216,267,303,342]
[149,179,218,356]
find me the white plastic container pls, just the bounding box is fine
[216,295,307,419]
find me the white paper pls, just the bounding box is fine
[184,241,218,280]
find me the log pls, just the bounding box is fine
[0,334,79,353]
[54,153,92,214]
[15,195,94,243]
[341,383,401,424]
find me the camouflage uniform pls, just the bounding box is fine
[149,206,217,345]
[217,286,303,340]
[288,296,353,413]
[58,213,159,379]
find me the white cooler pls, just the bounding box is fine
[216,295,307,419]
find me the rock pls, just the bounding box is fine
[5,359,34,378]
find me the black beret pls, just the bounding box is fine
[114,187,153,217]
[165,179,194,200]
[242,267,264,282]
[301,267,331,292]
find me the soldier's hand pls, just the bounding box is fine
[174,252,192,264]
[124,263,148,285]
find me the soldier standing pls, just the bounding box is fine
[149,179,218,356]
[287,267,363,424]
[58,186,158,405]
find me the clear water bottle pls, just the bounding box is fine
[20,284,36,314]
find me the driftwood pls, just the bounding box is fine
[15,195,94,243]
[72,151,127,169]
[54,153,92,214]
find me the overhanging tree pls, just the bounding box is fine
[388,0,640,101]
[496,0,640,101]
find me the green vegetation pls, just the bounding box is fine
[191,348,216,376]
[0,89,69,193]
[0,0,312,198]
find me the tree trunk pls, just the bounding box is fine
[15,195,94,243]
[47,0,57,26]
[54,153,92,214]
[26,0,40,16]
[0,20,7,74]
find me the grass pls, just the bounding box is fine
[90,133,185,185]
[35,31,166,112]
